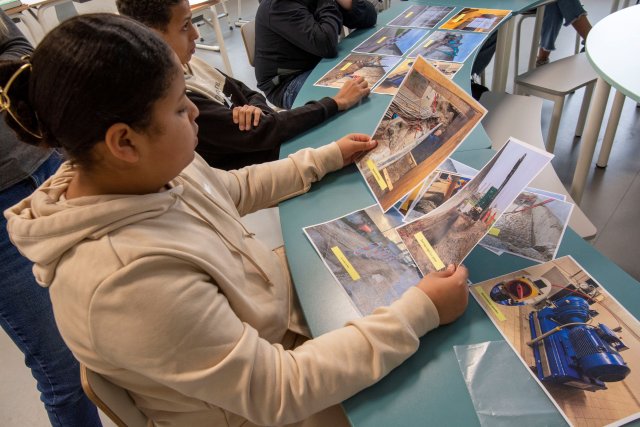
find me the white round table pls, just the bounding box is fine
[570,5,640,204]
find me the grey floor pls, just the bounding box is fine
[1,0,638,425]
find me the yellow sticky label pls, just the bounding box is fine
[423,39,434,49]
[376,36,387,44]
[414,232,445,270]
[488,227,500,237]
[331,246,360,281]
[405,11,414,18]
[476,287,506,321]
[382,168,394,191]
[453,13,466,22]
[340,62,352,71]
[366,159,388,190]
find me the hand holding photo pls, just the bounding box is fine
[440,8,511,33]
[352,27,428,57]
[387,5,455,29]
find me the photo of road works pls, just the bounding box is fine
[315,53,401,89]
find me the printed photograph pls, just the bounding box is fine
[357,56,486,212]
[352,27,428,56]
[470,256,640,427]
[404,171,472,222]
[304,205,421,316]
[396,138,553,274]
[440,8,511,33]
[314,53,402,89]
[387,5,455,28]
[373,58,462,95]
[408,30,487,63]
[481,190,574,263]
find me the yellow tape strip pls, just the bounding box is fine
[340,62,353,71]
[382,168,394,191]
[423,39,434,48]
[414,232,445,270]
[366,159,388,190]
[476,287,506,321]
[488,227,500,237]
[331,246,361,281]
[376,36,387,44]
[453,13,466,22]
[405,11,414,18]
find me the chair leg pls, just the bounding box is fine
[575,83,594,137]
[546,95,565,153]
[597,90,626,167]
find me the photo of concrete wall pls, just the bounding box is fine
[352,27,428,57]
[440,8,511,33]
[315,53,402,89]
[470,256,640,427]
[304,205,421,316]
[387,5,455,28]
[357,56,485,212]
[373,58,462,95]
[408,30,487,63]
[396,138,552,274]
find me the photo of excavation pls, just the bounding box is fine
[408,31,487,63]
[470,256,640,427]
[404,171,471,222]
[440,8,511,33]
[397,138,553,274]
[387,5,455,28]
[357,56,485,212]
[352,27,428,57]
[315,53,402,89]
[481,190,574,263]
[304,205,421,316]
[373,58,462,95]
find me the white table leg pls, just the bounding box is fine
[492,18,515,92]
[199,5,234,77]
[575,82,594,137]
[570,77,611,204]
[597,90,626,167]
[528,6,545,71]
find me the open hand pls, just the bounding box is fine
[233,105,262,131]
[333,75,370,111]
[417,264,469,325]
[336,133,377,165]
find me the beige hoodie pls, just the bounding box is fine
[5,143,439,427]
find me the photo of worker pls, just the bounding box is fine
[314,53,402,89]
[440,8,511,33]
[373,58,462,95]
[481,190,574,263]
[407,30,487,63]
[387,5,455,29]
[304,205,421,316]
[470,256,640,427]
[357,56,486,212]
[396,138,553,275]
[352,27,428,57]
[403,171,472,222]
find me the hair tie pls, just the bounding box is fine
[0,62,44,140]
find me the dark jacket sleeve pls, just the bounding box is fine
[341,0,377,29]
[190,93,339,154]
[0,11,33,61]
[269,0,342,58]
[220,70,271,110]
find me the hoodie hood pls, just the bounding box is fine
[4,162,182,286]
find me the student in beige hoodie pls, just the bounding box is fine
[3,14,469,427]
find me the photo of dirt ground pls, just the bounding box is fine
[352,27,428,56]
[357,57,485,211]
[387,5,454,28]
[440,8,510,33]
[315,53,401,89]
[481,191,574,262]
[373,58,462,95]
[404,171,471,221]
[304,206,420,315]
[471,257,640,427]
[408,30,487,63]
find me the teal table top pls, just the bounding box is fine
[278,3,640,426]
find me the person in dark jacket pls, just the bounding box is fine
[117,0,370,170]
[255,0,377,109]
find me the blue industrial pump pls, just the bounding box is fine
[528,296,631,391]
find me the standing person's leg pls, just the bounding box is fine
[281,70,313,109]
[538,3,564,65]
[556,0,591,40]
[0,152,102,427]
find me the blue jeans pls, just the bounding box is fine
[0,152,102,427]
[281,70,313,109]
[540,0,587,51]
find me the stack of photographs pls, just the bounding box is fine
[387,5,454,28]
[352,27,428,57]
[372,58,462,95]
[407,30,487,63]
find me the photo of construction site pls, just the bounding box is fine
[352,27,428,57]
[481,190,574,263]
[408,30,487,63]
[304,205,421,316]
[440,8,511,33]
[314,53,402,89]
[387,5,454,28]
[396,138,553,274]
[404,171,471,222]
[470,256,640,427]
[357,56,485,212]
[373,58,462,95]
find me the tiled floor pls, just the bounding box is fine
[1,0,638,425]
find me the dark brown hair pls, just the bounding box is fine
[116,0,182,31]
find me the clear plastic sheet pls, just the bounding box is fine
[454,341,567,427]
